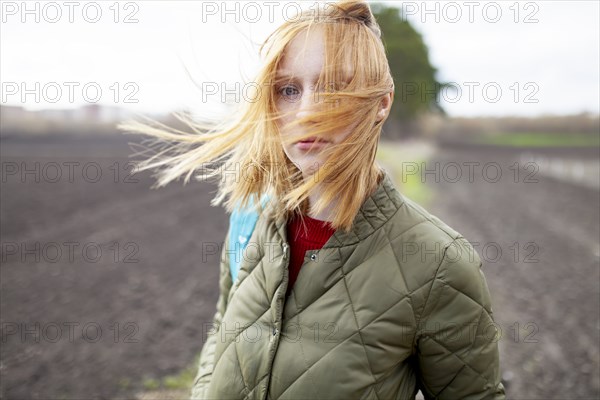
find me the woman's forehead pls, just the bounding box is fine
[276,28,354,81]
[278,29,325,70]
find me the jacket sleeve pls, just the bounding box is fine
[415,237,506,400]
[190,227,233,400]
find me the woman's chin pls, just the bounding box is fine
[297,161,327,177]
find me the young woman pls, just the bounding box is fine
[121,1,506,399]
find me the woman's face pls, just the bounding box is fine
[274,26,356,178]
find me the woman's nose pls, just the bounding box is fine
[296,88,320,121]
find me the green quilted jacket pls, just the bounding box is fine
[191,169,506,400]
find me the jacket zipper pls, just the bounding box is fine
[261,241,289,400]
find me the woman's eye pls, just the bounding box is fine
[278,85,300,100]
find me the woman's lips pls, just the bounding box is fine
[297,137,325,143]
[295,137,329,150]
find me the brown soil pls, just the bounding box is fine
[1,135,598,399]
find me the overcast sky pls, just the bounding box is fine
[1,0,599,118]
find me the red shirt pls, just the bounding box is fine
[285,214,336,297]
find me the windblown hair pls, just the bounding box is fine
[119,0,395,233]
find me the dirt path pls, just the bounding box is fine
[1,136,227,399]
[1,136,598,399]
[425,144,600,399]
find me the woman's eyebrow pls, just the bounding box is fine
[275,72,321,82]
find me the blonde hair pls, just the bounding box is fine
[119,0,395,233]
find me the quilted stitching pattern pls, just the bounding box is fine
[191,170,505,400]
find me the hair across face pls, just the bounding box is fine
[273,25,360,179]
[118,1,395,233]
[251,1,395,230]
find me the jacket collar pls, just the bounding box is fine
[271,168,405,249]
